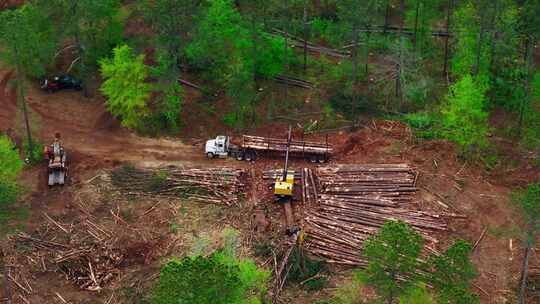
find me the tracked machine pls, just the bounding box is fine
[44,133,68,187]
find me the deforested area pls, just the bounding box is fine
[0,0,539,303]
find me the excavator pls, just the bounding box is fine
[274,126,300,236]
[44,133,68,187]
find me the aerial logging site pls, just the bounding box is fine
[0,0,539,303]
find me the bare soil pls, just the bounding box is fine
[0,67,538,303]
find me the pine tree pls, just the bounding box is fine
[429,240,479,304]
[363,221,424,303]
[99,45,152,129]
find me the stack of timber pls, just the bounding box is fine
[242,135,332,156]
[303,164,448,266]
[111,166,245,206]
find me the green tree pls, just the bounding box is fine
[363,221,424,304]
[451,2,490,79]
[514,183,540,304]
[405,0,442,60]
[522,72,540,148]
[142,0,203,67]
[441,74,488,153]
[187,0,260,129]
[99,45,151,129]
[0,4,55,159]
[517,0,540,135]
[187,0,251,84]
[39,0,124,96]
[429,240,479,304]
[399,285,435,304]
[337,0,384,120]
[151,251,269,304]
[0,136,23,206]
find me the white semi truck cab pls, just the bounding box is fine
[205,135,231,158]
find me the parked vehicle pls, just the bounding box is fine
[205,133,332,162]
[41,75,82,92]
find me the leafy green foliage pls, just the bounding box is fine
[522,72,540,148]
[187,0,250,84]
[285,246,328,291]
[100,45,152,129]
[514,183,540,237]
[0,4,56,77]
[363,221,424,303]
[142,0,203,60]
[42,0,124,72]
[403,112,439,139]
[151,240,269,304]
[441,75,489,152]
[429,240,479,304]
[329,91,368,121]
[23,139,43,165]
[451,2,490,78]
[405,0,441,59]
[316,272,366,304]
[0,136,23,206]
[399,285,436,304]
[152,254,243,304]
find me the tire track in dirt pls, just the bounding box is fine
[0,70,204,167]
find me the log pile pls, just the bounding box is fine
[111,166,245,206]
[242,135,332,156]
[303,164,448,266]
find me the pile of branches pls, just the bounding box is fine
[304,164,449,266]
[13,218,124,291]
[111,165,246,206]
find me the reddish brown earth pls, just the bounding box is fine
[0,66,539,303]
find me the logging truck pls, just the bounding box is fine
[205,134,332,162]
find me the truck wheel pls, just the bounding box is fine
[245,151,256,162]
[207,152,214,159]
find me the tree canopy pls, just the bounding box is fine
[363,220,424,303]
[151,250,269,304]
[99,45,151,129]
[0,4,55,77]
[441,75,489,152]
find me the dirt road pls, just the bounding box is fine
[0,69,208,168]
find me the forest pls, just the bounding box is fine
[0,0,539,303]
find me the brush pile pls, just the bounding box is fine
[304,164,448,266]
[111,165,246,206]
[13,219,124,291]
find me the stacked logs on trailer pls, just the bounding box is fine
[303,164,448,266]
[111,165,245,206]
[242,135,332,157]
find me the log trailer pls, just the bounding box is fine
[205,133,332,162]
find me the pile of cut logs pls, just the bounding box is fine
[111,166,246,206]
[303,164,448,266]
